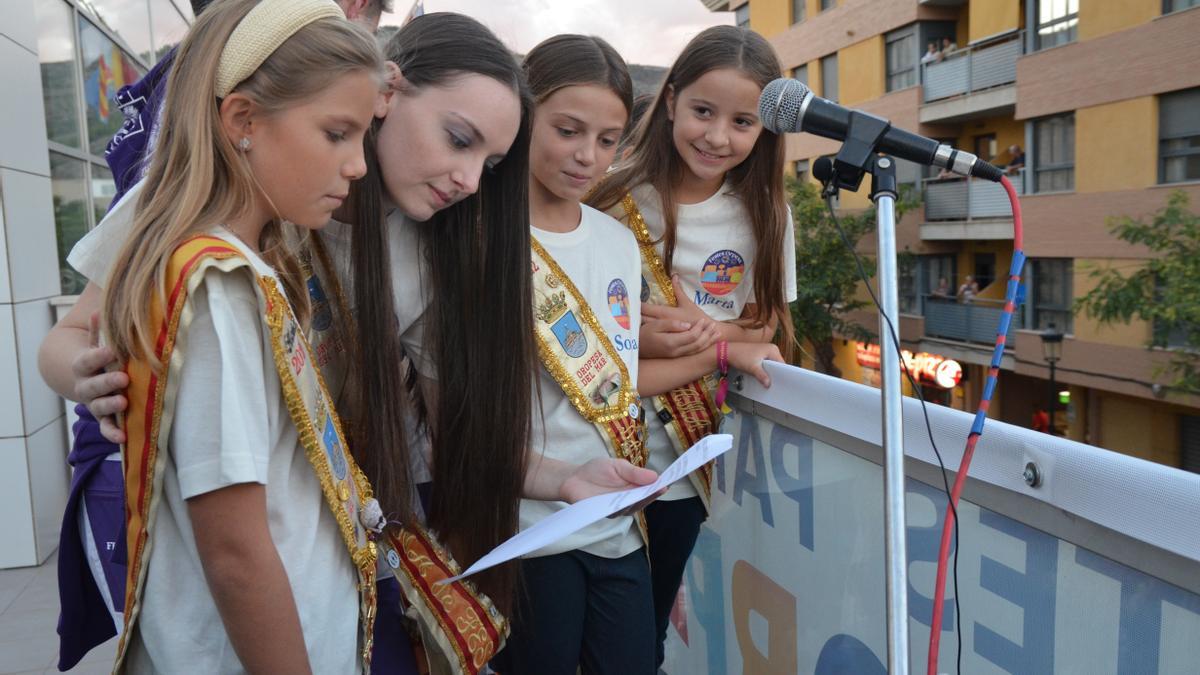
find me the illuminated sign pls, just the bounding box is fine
[854,342,963,389]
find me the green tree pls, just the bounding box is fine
[1076,190,1200,396]
[788,177,917,376]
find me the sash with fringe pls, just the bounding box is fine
[620,194,721,509]
[116,234,379,671]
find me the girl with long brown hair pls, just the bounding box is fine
[587,25,796,668]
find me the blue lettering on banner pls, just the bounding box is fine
[906,480,956,629]
[1075,547,1200,673]
[694,290,736,311]
[975,511,1058,674]
[733,412,774,526]
[612,334,639,352]
[768,424,815,552]
[687,524,727,669]
[814,634,886,675]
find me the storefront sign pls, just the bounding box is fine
[854,342,962,389]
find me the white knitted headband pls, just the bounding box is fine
[215,0,344,98]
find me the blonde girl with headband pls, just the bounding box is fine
[588,25,795,668]
[96,0,383,671]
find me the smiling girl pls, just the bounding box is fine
[588,25,797,667]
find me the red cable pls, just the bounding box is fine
[926,175,1023,674]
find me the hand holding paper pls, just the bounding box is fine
[442,433,734,583]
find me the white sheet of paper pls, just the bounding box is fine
[441,433,734,584]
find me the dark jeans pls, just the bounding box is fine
[492,548,655,675]
[645,496,707,668]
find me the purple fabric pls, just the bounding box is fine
[56,406,123,671]
[371,576,420,675]
[104,50,174,203]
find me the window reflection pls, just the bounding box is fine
[35,0,82,149]
[79,15,146,157]
[50,153,91,295]
[79,0,154,62]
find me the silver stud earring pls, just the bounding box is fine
[239,137,251,151]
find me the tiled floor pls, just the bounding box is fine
[0,552,116,674]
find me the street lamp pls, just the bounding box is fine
[1040,323,1064,435]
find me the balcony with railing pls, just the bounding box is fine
[919,170,1024,239]
[923,294,1024,344]
[920,32,1023,123]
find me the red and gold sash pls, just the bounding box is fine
[620,194,721,508]
[380,528,507,675]
[116,234,379,671]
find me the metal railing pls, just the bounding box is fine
[923,169,1025,221]
[923,293,1023,343]
[922,31,1023,103]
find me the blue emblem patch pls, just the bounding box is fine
[551,310,588,358]
[307,276,333,332]
[323,414,348,481]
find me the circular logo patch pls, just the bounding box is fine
[700,250,745,296]
[607,279,631,330]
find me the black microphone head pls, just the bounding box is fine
[759,78,811,134]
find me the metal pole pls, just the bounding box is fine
[872,157,910,673]
[1048,360,1057,436]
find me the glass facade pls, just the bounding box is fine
[33,0,188,295]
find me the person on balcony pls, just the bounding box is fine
[938,37,958,61]
[921,42,939,65]
[932,277,952,300]
[958,275,979,303]
[1006,144,1026,175]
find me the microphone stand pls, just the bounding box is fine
[817,113,909,673]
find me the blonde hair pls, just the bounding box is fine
[103,0,382,367]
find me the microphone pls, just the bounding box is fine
[759,78,1004,182]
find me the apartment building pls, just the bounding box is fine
[704,0,1200,469]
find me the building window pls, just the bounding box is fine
[793,64,808,85]
[735,3,750,28]
[1159,87,1200,184]
[1029,258,1073,332]
[80,15,147,156]
[36,0,82,149]
[821,53,839,102]
[1036,0,1078,50]
[1033,113,1075,193]
[820,0,835,11]
[898,254,918,314]
[1182,415,1200,474]
[1164,0,1200,14]
[795,159,810,182]
[885,26,918,92]
[792,0,806,23]
[921,254,957,310]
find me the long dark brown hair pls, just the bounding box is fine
[343,12,534,609]
[522,34,633,112]
[588,25,795,358]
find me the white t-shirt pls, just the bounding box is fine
[626,183,798,500]
[520,205,643,559]
[123,233,359,674]
[69,182,436,484]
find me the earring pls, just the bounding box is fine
[239,137,251,151]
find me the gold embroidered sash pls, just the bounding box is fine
[620,194,721,508]
[530,238,646,469]
[380,528,508,675]
[116,235,378,672]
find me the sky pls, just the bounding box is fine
[381,0,734,67]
